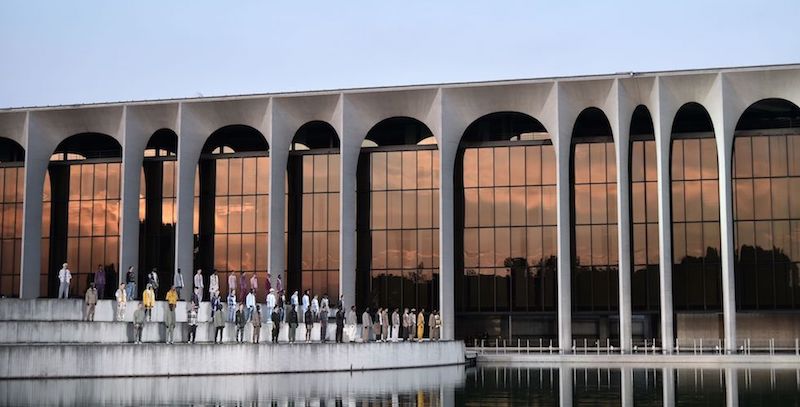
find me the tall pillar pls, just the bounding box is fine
[555,114,572,352]
[662,367,675,406]
[655,85,675,353]
[717,128,737,353]
[438,143,456,340]
[621,367,634,407]
[339,140,358,310]
[559,367,573,406]
[174,117,202,300]
[268,131,289,293]
[725,367,739,407]
[614,96,633,354]
[19,134,51,298]
[118,111,145,286]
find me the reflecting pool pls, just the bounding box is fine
[2,364,800,406]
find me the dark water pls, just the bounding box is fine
[2,364,799,406]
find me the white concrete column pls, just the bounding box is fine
[655,84,675,353]
[621,367,634,407]
[174,109,203,300]
[438,143,456,340]
[725,367,739,407]
[558,367,573,406]
[662,367,675,406]
[118,109,145,285]
[614,94,633,354]
[339,138,359,310]
[717,127,737,353]
[268,129,289,291]
[554,106,573,352]
[19,130,52,298]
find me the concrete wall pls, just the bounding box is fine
[0,365,465,406]
[0,341,466,379]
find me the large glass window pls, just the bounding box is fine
[733,99,800,310]
[630,130,660,314]
[357,117,439,312]
[0,165,23,297]
[671,137,721,311]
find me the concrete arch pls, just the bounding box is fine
[201,124,270,155]
[459,111,551,144]
[0,137,26,162]
[291,120,340,150]
[363,116,438,148]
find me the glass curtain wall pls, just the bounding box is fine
[455,112,557,341]
[195,126,270,302]
[42,133,122,298]
[733,99,800,310]
[356,117,439,314]
[571,108,619,342]
[0,139,24,297]
[671,103,721,313]
[629,106,661,339]
[287,121,340,301]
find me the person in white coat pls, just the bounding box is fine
[57,263,72,299]
[345,305,357,342]
[209,269,220,300]
[193,269,204,302]
[310,295,320,322]
[265,288,276,324]
[290,291,299,321]
[301,290,310,323]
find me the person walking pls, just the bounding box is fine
[252,305,262,344]
[227,290,237,323]
[174,268,184,300]
[213,303,225,343]
[361,307,372,343]
[265,272,272,296]
[428,309,437,341]
[57,262,71,299]
[94,265,106,299]
[249,272,258,296]
[375,307,384,342]
[115,283,127,321]
[335,306,345,343]
[209,269,220,300]
[187,304,198,344]
[133,303,145,344]
[148,268,159,295]
[142,284,155,321]
[227,272,236,297]
[416,308,425,341]
[164,302,176,344]
[271,306,281,344]
[319,296,329,343]
[391,308,400,342]
[406,309,416,341]
[432,310,441,341]
[304,307,313,343]
[311,295,320,322]
[193,269,204,303]
[235,303,246,343]
[275,274,283,294]
[245,289,256,321]
[126,266,136,300]
[210,292,221,319]
[266,288,276,322]
[381,308,389,342]
[301,290,310,323]
[84,283,97,321]
[166,286,179,308]
[287,304,299,343]
[345,305,357,343]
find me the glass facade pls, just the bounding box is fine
[360,148,440,310]
[671,137,721,310]
[630,139,661,312]
[290,153,340,300]
[572,141,619,312]
[0,166,23,297]
[138,148,177,298]
[733,131,800,309]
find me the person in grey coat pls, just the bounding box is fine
[133,303,145,344]
[164,303,176,344]
[287,304,299,343]
[213,303,225,343]
[361,308,373,342]
[319,296,329,343]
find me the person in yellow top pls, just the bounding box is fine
[142,284,156,321]
[416,308,425,341]
[166,286,179,306]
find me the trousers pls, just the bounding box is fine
[58,282,69,298]
[85,304,95,321]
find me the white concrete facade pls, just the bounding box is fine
[2,64,800,353]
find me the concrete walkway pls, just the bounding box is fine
[474,351,800,367]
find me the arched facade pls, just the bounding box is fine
[454,111,557,340]
[194,125,270,302]
[732,98,800,310]
[42,133,122,298]
[0,138,24,297]
[286,121,341,300]
[356,117,440,316]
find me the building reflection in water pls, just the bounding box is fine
[4,364,800,406]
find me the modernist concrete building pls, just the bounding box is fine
[1,64,799,353]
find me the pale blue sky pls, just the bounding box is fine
[1,1,798,109]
